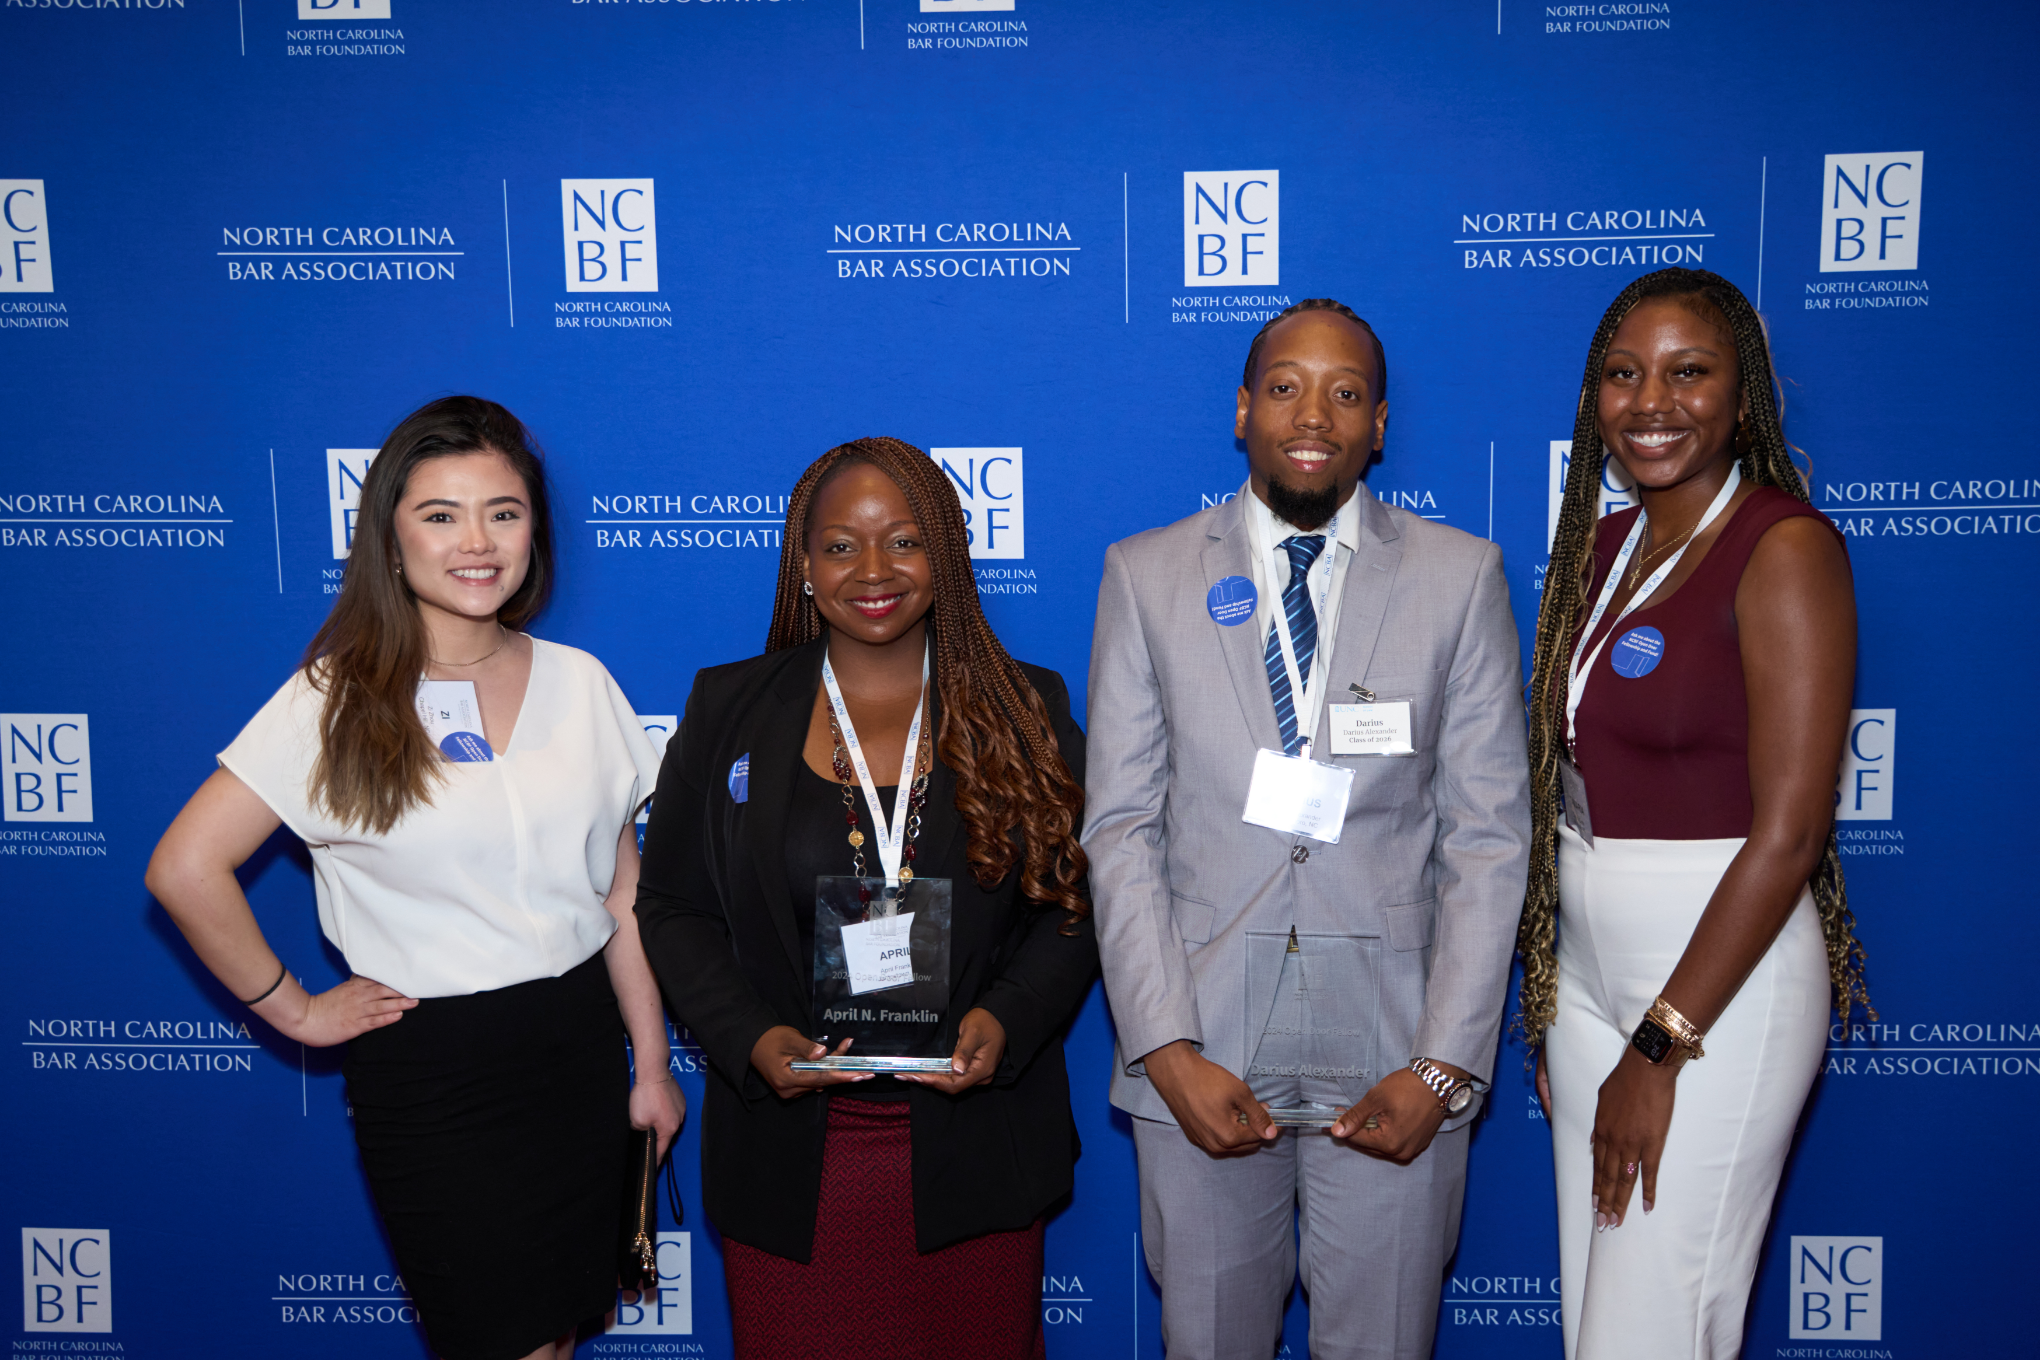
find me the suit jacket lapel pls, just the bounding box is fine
[1201,497,1285,753]
[1314,491,1405,748]
[743,638,824,983]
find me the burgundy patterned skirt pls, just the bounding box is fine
[721,1098,1046,1360]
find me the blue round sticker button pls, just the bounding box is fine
[728,753,751,804]
[1610,626,1665,679]
[439,731,493,763]
[1207,575,1258,626]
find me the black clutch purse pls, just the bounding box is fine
[619,1125,684,1294]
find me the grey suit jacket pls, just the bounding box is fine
[1083,489,1531,1127]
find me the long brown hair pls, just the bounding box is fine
[767,438,1090,928]
[1519,268,1871,1043]
[302,396,556,833]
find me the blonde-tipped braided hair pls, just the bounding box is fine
[1518,268,1872,1045]
[767,437,1090,931]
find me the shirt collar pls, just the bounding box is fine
[1241,479,1364,556]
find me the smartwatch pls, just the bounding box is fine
[1630,1016,1685,1066]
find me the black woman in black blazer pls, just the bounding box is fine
[638,438,1097,1357]
[635,634,1096,1262]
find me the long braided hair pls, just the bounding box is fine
[766,437,1091,929]
[1518,268,1872,1043]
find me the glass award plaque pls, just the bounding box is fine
[798,876,952,1071]
[1245,930,1381,1130]
[788,1054,955,1074]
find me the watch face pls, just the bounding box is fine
[1631,1018,1676,1065]
[1445,1083,1474,1115]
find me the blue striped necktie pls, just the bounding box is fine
[1265,533,1327,755]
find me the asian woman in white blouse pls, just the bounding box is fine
[147,397,683,1360]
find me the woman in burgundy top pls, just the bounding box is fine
[1519,269,1873,1360]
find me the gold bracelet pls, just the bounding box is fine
[1646,996,1706,1061]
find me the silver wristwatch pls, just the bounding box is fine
[1409,1057,1480,1116]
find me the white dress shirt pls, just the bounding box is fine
[1241,480,1366,731]
[220,637,661,999]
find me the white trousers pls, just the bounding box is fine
[1547,829,1827,1360]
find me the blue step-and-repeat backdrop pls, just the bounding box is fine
[5,1,2035,1356]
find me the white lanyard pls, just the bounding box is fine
[1245,486,1346,760]
[820,644,929,886]
[1565,464,1742,747]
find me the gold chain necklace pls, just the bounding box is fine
[1625,521,1699,591]
[430,624,511,669]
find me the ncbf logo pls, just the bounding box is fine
[638,716,676,759]
[1789,1236,1880,1341]
[328,448,378,559]
[1,181,53,292]
[3,716,93,823]
[635,715,676,825]
[561,180,659,292]
[1820,152,1923,272]
[1182,171,1279,287]
[608,1232,691,1335]
[1548,440,1637,547]
[22,1229,109,1333]
[298,0,392,17]
[1835,709,1894,820]
[933,448,1024,559]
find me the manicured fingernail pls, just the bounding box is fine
[1591,1195,1600,1211]
[1643,1201,1654,1215]
[1595,1215,1605,1233]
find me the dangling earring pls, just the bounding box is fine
[802,581,813,596]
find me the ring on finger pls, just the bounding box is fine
[1623,1161,1638,1178]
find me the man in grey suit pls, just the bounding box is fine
[1083,299,1530,1360]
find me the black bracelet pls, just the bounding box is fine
[242,962,289,1006]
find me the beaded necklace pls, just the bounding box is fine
[829,709,933,899]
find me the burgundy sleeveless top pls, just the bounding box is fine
[1570,487,1845,840]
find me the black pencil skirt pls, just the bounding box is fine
[344,951,629,1360]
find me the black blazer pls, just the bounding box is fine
[634,636,1098,1261]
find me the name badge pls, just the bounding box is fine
[415,680,493,763]
[1557,752,1593,846]
[1328,701,1414,756]
[840,912,916,995]
[1242,749,1353,845]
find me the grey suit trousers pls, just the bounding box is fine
[1135,1119,1469,1360]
